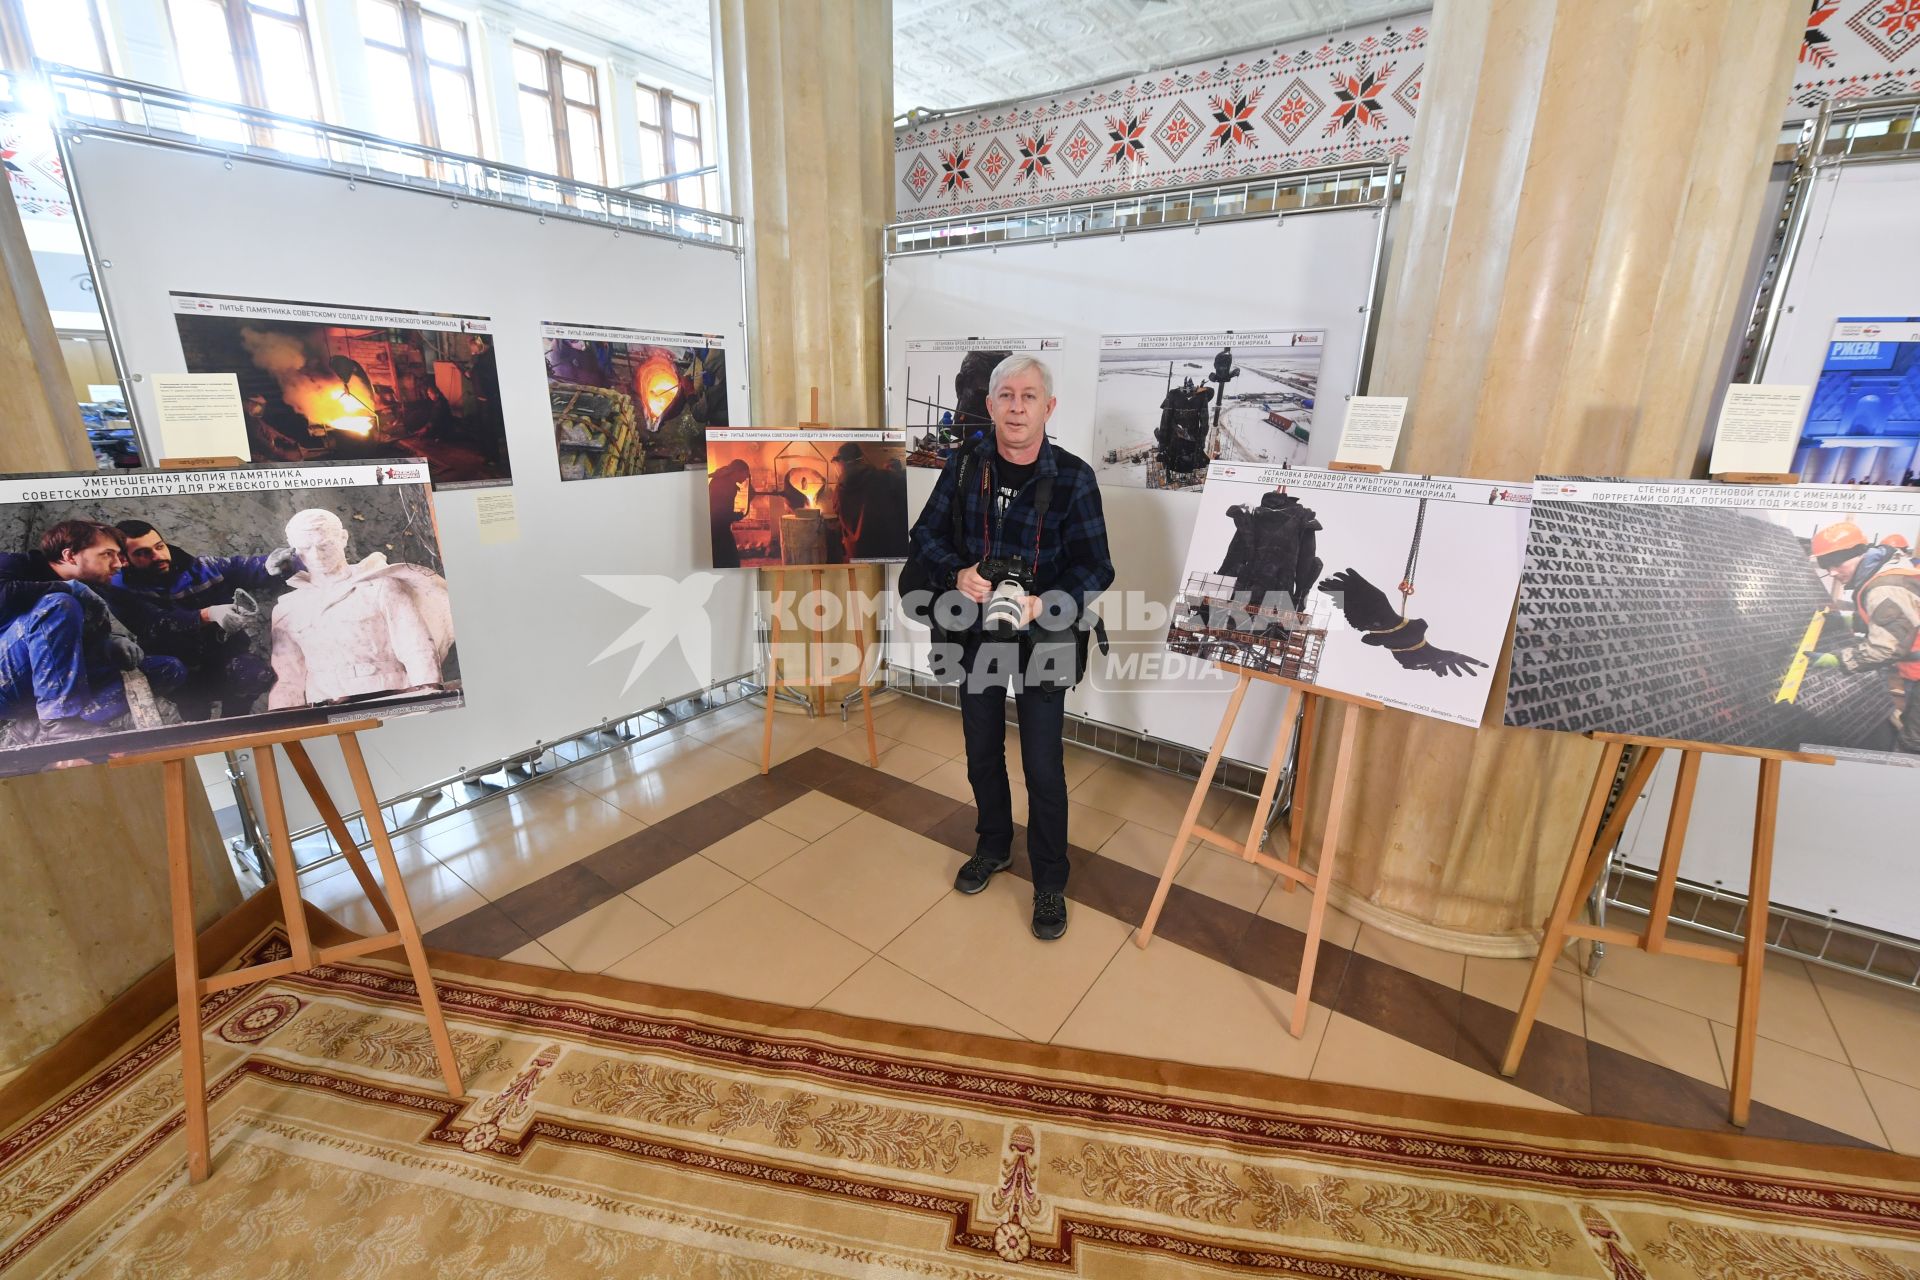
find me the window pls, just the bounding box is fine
[360,0,479,157]
[633,81,715,210]
[167,0,323,123]
[0,0,114,75]
[514,42,603,185]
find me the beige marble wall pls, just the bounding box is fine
[1302,0,1806,953]
[0,191,239,1072]
[716,0,893,697]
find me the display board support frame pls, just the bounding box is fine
[111,718,465,1183]
[1501,732,1835,1126]
[1134,662,1383,1038]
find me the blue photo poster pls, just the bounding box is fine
[1796,318,1920,486]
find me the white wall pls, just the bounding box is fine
[884,208,1384,765]
[65,133,753,829]
[1613,160,1920,940]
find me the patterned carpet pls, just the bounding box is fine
[6,914,1920,1279]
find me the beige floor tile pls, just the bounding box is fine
[308,857,483,936]
[698,819,809,880]
[914,755,1125,851]
[1311,1013,1573,1113]
[421,792,644,900]
[757,814,966,950]
[916,757,971,805]
[761,791,862,842]
[603,886,869,1007]
[1095,821,1188,879]
[295,835,445,893]
[1254,879,1362,950]
[537,895,671,973]
[1354,927,1466,990]
[1585,942,1846,1063]
[1053,935,1328,1078]
[1810,968,1920,1089]
[1462,954,1584,1036]
[1069,757,1203,836]
[817,957,1021,1040]
[880,874,1132,1041]
[1707,1022,1887,1148]
[873,741,951,784]
[1174,846,1277,913]
[1582,980,1725,1086]
[1859,1072,1920,1157]
[822,726,900,764]
[872,702,968,760]
[572,745,760,825]
[501,940,566,969]
[1067,802,1127,852]
[696,708,851,767]
[625,855,745,925]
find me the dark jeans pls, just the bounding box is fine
[955,635,1070,892]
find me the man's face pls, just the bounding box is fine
[289,522,349,575]
[58,534,124,585]
[988,368,1055,453]
[123,530,173,575]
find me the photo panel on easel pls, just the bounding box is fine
[704,430,910,570]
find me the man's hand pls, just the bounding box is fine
[104,635,145,671]
[1811,652,1842,671]
[265,546,297,576]
[956,564,992,603]
[202,589,263,635]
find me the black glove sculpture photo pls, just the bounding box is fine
[1318,568,1489,679]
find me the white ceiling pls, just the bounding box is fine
[513,0,1425,115]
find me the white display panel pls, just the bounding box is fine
[1613,161,1920,939]
[885,209,1381,762]
[65,135,754,828]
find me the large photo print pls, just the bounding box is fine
[0,463,461,777]
[543,321,727,481]
[705,430,909,569]
[1503,479,1920,763]
[1794,318,1920,487]
[172,293,508,489]
[1094,330,1323,491]
[899,336,1061,468]
[1166,465,1531,726]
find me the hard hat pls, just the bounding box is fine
[1812,521,1869,559]
[1880,533,1911,550]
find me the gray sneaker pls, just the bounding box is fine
[954,850,1012,894]
[1031,891,1067,941]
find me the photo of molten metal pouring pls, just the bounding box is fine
[544,329,727,481]
[704,431,909,570]
[174,305,510,488]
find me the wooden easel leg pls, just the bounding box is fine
[1502,739,1627,1076]
[283,739,399,934]
[1241,687,1300,860]
[1291,703,1357,1038]
[1642,751,1700,952]
[1282,695,1319,893]
[1730,758,1781,1127]
[340,732,465,1101]
[1574,744,1663,905]
[762,571,782,776]
[850,567,878,767]
[1137,673,1253,947]
[163,759,211,1184]
[252,746,315,970]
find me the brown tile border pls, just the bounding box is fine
[414,746,1877,1149]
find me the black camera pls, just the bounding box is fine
[978,556,1034,635]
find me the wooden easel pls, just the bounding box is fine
[112,719,464,1182]
[1136,663,1383,1037]
[759,387,879,774]
[1501,735,1833,1125]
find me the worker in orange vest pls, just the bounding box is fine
[1809,520,1920,756]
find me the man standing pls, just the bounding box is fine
[908,356,1114,939]
[0,521,178,742]
[112,519,298,718]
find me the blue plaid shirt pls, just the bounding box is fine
[908,432,1114,615]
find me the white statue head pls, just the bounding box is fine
[286,507,350,576]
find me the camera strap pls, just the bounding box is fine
[978,453,1051,578]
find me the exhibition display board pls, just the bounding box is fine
[0,462,459,778]
[884,203,1385,764]
[61,132,754,830]
[704,430,910,570]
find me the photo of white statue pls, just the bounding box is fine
[268,507,455,708]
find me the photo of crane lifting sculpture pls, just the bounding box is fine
[1168,466,1531,726]
[1093,330,1324,491]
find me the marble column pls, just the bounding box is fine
[714,0,892,700]
[1301,0,1806,953]
[0,188,239,1073]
